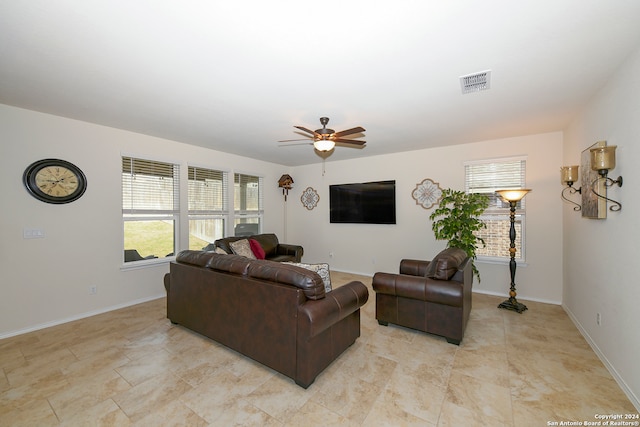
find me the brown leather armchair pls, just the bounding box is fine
[372,248,472,345]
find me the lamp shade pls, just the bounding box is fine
[314,139,335,152]
[590,145,617,171]
[560,165,579,184]
[496,189,531,202]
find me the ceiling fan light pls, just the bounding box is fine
[314,139,335,151]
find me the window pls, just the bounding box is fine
[465,157,527,262]
[188,166,228,250]
[122,157,179,263]
[233,173,263,236]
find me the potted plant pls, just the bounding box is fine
[429,189,489,282]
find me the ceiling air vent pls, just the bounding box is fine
[460,70,491,94]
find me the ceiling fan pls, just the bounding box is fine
[279,117,366,151]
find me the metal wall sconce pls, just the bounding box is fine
[278,174,294,201]
[560,165,582,211]
[589,145,622,211]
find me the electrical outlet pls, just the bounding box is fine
[89,286,97,295]
[23,228,45,239]
[596,312,601,326]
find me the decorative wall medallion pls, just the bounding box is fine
[300,187,319,210]
[412,178,443,210]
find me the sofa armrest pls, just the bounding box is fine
[276,243,304,262]
[298,281,368,338]
[399,259,430,276]
[372,272,464,308]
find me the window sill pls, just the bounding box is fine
[477,257,528,267]
[120,257,173,271]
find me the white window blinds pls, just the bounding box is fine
[465,158,526,211]
[122,157,179,215]
[188,166,228,214]
[465,157,527,261]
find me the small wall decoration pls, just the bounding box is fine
[581,141,607,219]
[278,174,294,201]
[23,158,87,204]
[300,187,319,210]
[412,178,443,210]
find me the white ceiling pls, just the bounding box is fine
[2,1,640,166]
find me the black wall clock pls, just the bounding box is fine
[23,159,87,204]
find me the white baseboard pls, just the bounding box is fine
[0,294,166,340]
[472,288,562,306]
[562,304,640,412]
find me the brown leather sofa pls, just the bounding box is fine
[164,250,368,388]
[372,248,472,345]
[208,233,303,263]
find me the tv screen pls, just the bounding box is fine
[329,180,396,224]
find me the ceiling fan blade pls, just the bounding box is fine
[334,138,366,145]
[334,127,366,138]
[278,141,313,147]
[278,138,311,142]
[294,126,320,137]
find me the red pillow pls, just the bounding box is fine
[249,239,266,259]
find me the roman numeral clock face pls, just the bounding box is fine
[23,159,87,204]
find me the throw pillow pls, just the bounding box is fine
[214,247,228,255]
[249,239,266,259]
[229,239,257,259]
[284,262,332,293]
[424,247,467,280]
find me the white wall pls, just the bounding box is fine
[3,89,636,408]
[563,45,640,409]
[287,132,564,304]
[0,105,287,337]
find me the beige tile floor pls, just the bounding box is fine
[1,271,636,426]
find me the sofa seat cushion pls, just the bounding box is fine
[267,254,298,262]
[247,260,325,300]
[424,248,467,280]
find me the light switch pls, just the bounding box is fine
[23,228,45,239]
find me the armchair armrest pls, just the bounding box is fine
[399,259,430,276]
[298,281,369,338]
[276,243,304,262]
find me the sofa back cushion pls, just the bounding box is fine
[424,247,468,280]
[251,233,279,257]
[247,260,325,300]
[214,233,280,258]
[283,262,332,294]
[175,250,217,267]
[176,251,324,300]
[206,253,253,276]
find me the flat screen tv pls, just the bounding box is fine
[329,180,396,224]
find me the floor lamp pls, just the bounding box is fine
[496,189,531,314]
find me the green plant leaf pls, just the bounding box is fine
[429,189,489,282]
